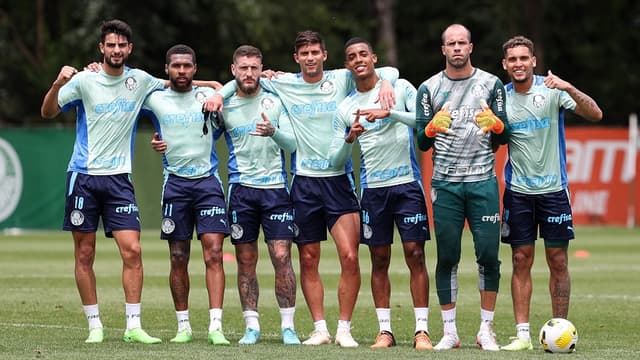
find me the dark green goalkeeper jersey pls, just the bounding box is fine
[416,68,510,182]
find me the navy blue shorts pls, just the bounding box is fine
[360,182,431,246]
[228,184,296,244]
[160,174,229,241]
[501,188,575,246]
[63,172,140,237]
[290,174,360,244]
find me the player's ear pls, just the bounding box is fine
[165,64,169,74]
[532,56,537,68]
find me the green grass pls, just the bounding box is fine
[1,227,639,359]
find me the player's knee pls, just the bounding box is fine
[548,258,569,276]
[512,250,533,270]
[120,242,142,263]
[170,248,190,266]
[203,248,223,267]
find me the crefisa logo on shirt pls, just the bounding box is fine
[0,138,22,224]
[124,76,138,91]
[319,80,334,93]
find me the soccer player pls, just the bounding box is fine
[40,19,165,344]
[499,35,602,351]
[141,44,231,345]
[329,38,433,350]
[415,24,510,351]
[206,31,399,348]
[216,45,300,345]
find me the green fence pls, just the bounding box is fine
[0,128,232,231]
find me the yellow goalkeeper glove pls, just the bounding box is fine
[475,99,504,135]
[425,102,453,137]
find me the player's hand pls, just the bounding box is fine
[203,93,224,112]
[83,62,101,73]
[375,80,396,110]
[543,70,572,91]
[355,108,390,122]
[475,99,504,135]
[52,66,78,88]
[251,112,276,137]
[150,132,167,153]
[345,110,365,143]
[261,69,284,79]
[425,102,453,137]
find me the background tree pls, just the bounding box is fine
[0,0,638,127]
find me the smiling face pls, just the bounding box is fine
[344,42,377,80]
[166,53,196,92]
[99,33,132,70]
[293,43,327,82]
[503,45,536,84]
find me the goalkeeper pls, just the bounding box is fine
[415,24,510,352]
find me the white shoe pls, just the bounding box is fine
[302,329,331,345]
[334,328,359,348]
[476,325,500,351]
[434,333,460,350]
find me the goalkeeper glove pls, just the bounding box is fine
[475,99,504,135]
[425,102,453,137]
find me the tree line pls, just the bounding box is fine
[1,0,638,127]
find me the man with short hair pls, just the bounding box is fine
[40,19,165,344]
[142,44,231,346]
[206,30,399,348]
[330,37,433,350]
[415,23,510,351]
[499,35,602,351]
[216,45,300,345]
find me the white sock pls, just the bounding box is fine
[441,307,457,335]
[414,307,429,333]
[516,322,531,341]
[83,304,103,330]
[125,303,141,331]
[279,307,295,330]
[313,319,328,333]
[337,319,351,332]
[176,310,191,332]
[209,308,223,332]
[375,308,392,332]
[242,310,260,331]
[480,308,495,332]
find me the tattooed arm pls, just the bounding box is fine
[544,70,603,122]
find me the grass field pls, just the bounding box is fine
[1,226,639,359]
